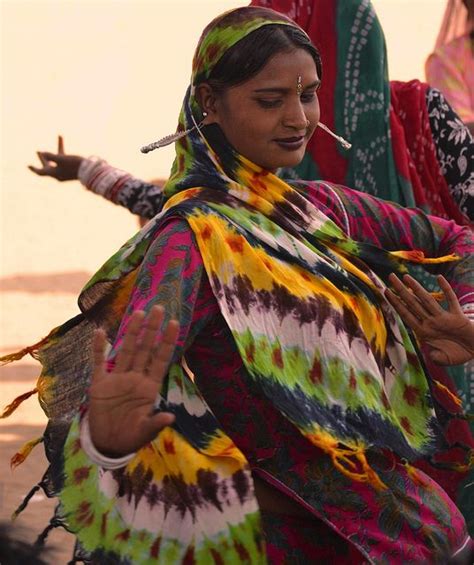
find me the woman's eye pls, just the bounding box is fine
[256,99,283,109]
[301,92,317,103]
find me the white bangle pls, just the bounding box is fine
[80,414,135,470]
[78,156,105,188]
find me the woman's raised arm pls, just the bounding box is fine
[29,136,166,219]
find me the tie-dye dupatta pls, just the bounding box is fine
[6,7,460,564]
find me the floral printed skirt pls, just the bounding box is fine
[261,510,366,564]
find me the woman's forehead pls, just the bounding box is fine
[240,49,319,89]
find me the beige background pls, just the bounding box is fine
[0,0,448,561]
[1,0,446,279]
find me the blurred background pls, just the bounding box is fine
[0,0,449,560]
[1,0,448,280]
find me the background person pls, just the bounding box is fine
[426,0,474,134]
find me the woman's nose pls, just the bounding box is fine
[282,100,308,130]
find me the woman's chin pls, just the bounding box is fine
[274,152,306,170]
[257,148,306,172]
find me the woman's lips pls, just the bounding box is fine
[274,136,305,150]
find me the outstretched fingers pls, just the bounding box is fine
[132,306,165,372]
[114,310,146,372]
[147,319,179,385]
[28,164,50,176]
[400,274,442,316]
[387,274,435,321]
[29,151,60,177]
[385,275,420,329]
[385,288,422,331]
[58,135,65,155]
[438,275,462,314]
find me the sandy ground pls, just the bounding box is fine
[0,229,140,561]
[0,362,76,562]
[0,277,94,561]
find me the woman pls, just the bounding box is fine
[29,3,474,510]
[426,0,474,133]
[9,6,474,564]
[30,1,473,223]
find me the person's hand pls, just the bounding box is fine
[88,306,179,457]
[385,274,474,366]
[28,135,83,181]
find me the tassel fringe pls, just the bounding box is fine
[11,483,42,520]
[10,436,43,469]
[0,319,71,366]
[433,379,463,407]
[390,250,459,264]
[308,431,387,490]
[1,387,38,419]
[405,462,429,488]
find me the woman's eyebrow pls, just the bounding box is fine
[253,80,321,94]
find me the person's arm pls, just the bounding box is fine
[81,218,218,461]
[334,185,474,365]
[425,88,474,220]
[78,157,166,219]
[29,136,167,219]
[333,185,474,315]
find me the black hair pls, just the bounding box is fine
[207,24,322,94]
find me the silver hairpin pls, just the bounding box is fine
[317,122,352,150]
[140,120,206,154]
[140,110,208,154]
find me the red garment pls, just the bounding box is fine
[390,80,467,223]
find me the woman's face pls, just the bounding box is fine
[203,48,320,171]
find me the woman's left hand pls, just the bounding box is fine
[28,136,83,182]
[385,274,474,365]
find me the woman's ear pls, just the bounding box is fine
[195,83,219,124]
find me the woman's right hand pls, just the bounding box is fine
[88,306,179,458]
[28,135,83,181]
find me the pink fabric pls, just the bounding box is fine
[426,33,474,123]
[434,0,471,49]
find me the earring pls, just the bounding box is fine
[305,119,310,127]
[317,122,352,150]
[140,119,206,153]
[202,111,208,117]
